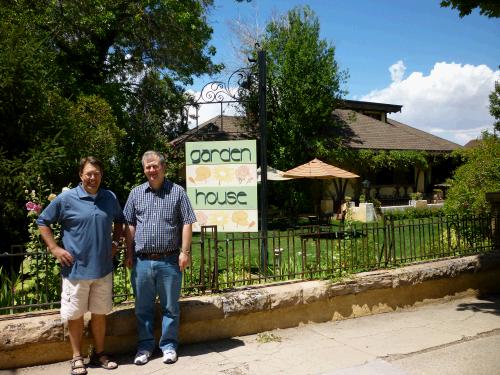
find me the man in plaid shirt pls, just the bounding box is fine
[124,150,196,366]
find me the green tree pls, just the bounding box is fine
[240,5,347,171]
[0,9,61,156]
[440,0,500,18]
[444,81,500,215]
[237,6,347,213]
[444,133,500,215]
[489,81,500,132]
[0,1,221,249]
[115,70,191,195]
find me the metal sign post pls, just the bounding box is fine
[258,49,268,274]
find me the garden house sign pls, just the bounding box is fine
[186,140,258,232]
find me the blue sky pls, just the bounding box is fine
[191,0,500,145]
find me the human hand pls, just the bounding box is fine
[51,246,74,267]
[125,253,134,269]
[111,244,118,258]
[178,252,191,272]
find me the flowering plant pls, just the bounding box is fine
[25,201,42,215]
[17,178,70,306]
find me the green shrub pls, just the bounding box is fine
[410,192,423,200]
[15,180,67,309]
[445,133,500,215]
[384,207,443,220]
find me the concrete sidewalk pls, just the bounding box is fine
[4,294,500,375]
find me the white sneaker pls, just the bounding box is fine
[134,350,151,365]
[162,349,177,364]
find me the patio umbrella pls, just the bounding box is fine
[283,158,359,179]
[257,166,296,182]
[283,158,359,216]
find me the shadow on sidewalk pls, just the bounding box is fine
[111,338,246,365]
[456,294,500,316]
[184,338,246,356]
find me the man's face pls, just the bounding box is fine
[80,163,102,195]
[143,155,165,187]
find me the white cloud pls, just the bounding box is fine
[389,60,406,83]
[361,61,499,145]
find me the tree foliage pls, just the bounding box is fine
[440,0,500,18]
[240,5,348,171]
[444,81,500,215]
[235,6,348,214]
[329,149,430,177]
[489,81,500,132]
[0,0,221,249]
[444,133,500,215]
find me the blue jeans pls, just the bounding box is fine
[131,254,182,353]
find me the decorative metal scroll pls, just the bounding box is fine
[180,57,258,131]
[191,67,255,105]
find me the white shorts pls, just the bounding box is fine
[60,272,113,321]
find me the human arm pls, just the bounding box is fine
[111,222,124,257]
[124,224,136,269]
[38,225,74,267]
[179,223,192,272]
[122,191,136,269]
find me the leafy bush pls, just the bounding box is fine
[444,133,500,215]
[0,266,23,314]
[14,180,66,309]
[370,198,382,216]
[384,207,443,220]
[410,192,423,200]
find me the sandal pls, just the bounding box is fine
[70,356,87,375]
[89,351,118,370]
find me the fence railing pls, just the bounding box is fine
[1,213,497,315]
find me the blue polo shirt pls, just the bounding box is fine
[37,184,124,280]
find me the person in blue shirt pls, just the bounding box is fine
[37,156,123,375]
[123,150,196,366]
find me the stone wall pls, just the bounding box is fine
[1,253,499,369]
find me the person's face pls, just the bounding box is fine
[143,155,165,188]
[79,163,102,195]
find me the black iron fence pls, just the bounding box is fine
[1,213,497,315]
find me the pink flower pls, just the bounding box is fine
[26,201,42,213]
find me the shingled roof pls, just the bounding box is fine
[170,103,461,153]
[335,109,460,152]
[169,115,256,147]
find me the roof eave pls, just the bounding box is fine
[341,99,402,114]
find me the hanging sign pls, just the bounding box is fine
[186,140,258,232]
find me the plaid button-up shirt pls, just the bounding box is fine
[123,180,196,255]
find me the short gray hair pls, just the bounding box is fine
[141,151,166,167]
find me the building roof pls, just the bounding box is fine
[170,102,461,153]
[169,115,256,147]
[341,99,402,114]
[335,109,461,152]
[464,139,481,148]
